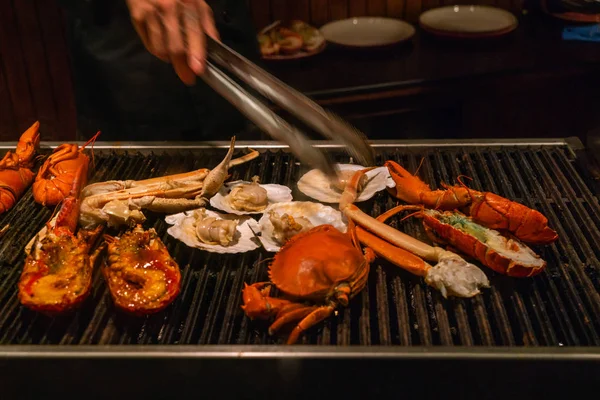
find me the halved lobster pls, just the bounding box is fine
[20,165,103,315]
[0,121,40,214]
[103,225,181,316]
[385,160,558,245]
[378,206,546,278]
[32,131,101,206]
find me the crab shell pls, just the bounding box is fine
[268,225,369,301]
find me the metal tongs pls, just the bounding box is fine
[201,36,375,180]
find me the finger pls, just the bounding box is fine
[158,0,196,85]
[146,12,168,61]
[199,1,219,42]
[128,3,153,53]
[181,1,204,75]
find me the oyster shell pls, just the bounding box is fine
[210,177,293,215]
[165,209,260,254]
[297,164,395,203]
[257,201,347,252]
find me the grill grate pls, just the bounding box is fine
[0,143,599,346]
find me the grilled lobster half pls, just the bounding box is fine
[381,206,547,277]
[19,165,103,314]
[103,225,181,316]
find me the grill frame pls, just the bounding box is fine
[0,137,599,359]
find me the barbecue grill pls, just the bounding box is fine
[1,138,599,397]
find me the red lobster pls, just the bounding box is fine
[0,121,41,214]
[32,131,101,206]
[385,160,558,245]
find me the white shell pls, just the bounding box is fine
[165,209,261,254]
[297,164,395,203]
[257,201,347,252]
[210,180,293,215]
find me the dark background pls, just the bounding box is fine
[1,0,599,142]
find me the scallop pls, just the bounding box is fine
[210,176,293,215]
[297,164,396,203]
[257,201,348,252]
[165,209,261,254]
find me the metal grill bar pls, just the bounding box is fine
[0,142,598,347]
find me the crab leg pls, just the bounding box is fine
[268,306,317,334]
[286,306,335,345]
[356,228,432,277]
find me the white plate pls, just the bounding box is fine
[257,201,348,252]
[320,17,415,47]
[419,5,518,36]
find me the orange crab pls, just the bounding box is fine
[241,224,375,344]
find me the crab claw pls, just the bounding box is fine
[425,254,490,298]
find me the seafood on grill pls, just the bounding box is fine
[257,201,347,251]
[242,224,375,344]
[79,137,259,229]
[389,206,546,277]
[19,165,104,314]
[210,175,292,215]
[0,121,41,214]
[258,20,325,58]
[385,160,559,245]
[165,208,260,254]
[297,164,395,203]
[104,225,181,315]
[340,168,490,299]
[32,131,101,207]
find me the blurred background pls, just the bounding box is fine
[0,0,599,142]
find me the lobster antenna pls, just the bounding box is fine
[83,131,101,171]
[414,157,426,176]
[457,175,474,200]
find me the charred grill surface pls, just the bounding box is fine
[0,143,598,346]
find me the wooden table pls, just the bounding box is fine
[261,16,600,141]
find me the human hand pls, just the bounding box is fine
[126,0,220,85]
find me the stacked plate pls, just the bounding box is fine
[419,5,518,39]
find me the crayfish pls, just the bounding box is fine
[78,137,259,229]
